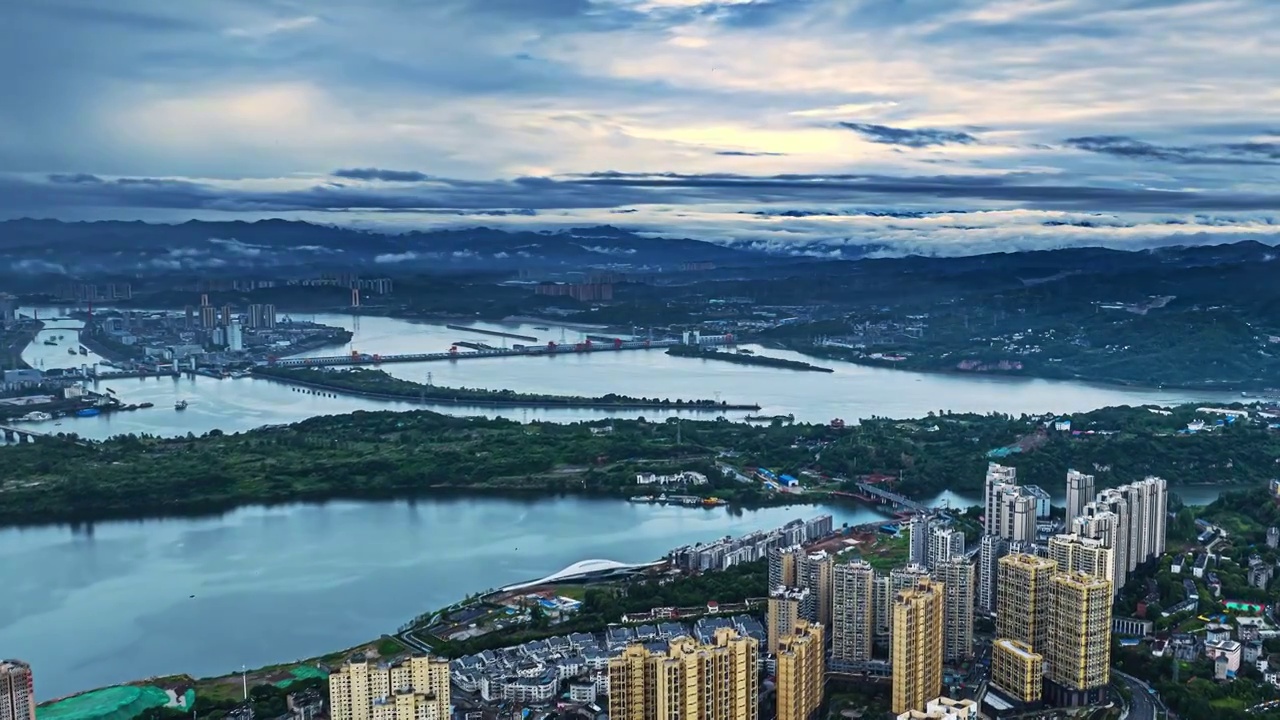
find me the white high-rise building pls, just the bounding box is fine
[1087,491,1133,572]
[977,534,1009,615]
[909,514,930,566]
[932,556,975,662]
[1048,534,1116,593]
[1065,470,1095,528]
[928,526,966,570]
[832,560,876,664]
[1,660,35,720]
[1120,477,1167,563]
[984,463,1019,535]
[874,573,893,638]
[1071,510,1126,591]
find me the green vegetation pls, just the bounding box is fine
[1,403,1276,526]
[254,366,758,409]
[1115,650,1278,720]
[665,344,834,372]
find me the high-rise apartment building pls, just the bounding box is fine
[1,660,35,720]
[797,551,834,626]
[769,546,800,589]
[1072,509,1127,591]
[832,560,876,665]
[985,464,1036,543]
[329,655,450,720]
[609,628,759,720]
[996,554,1057,653]
[247,303,278,330]
[199,304,218,329]
[891,579,945,715]
[769,586,812,654]
[776,621,825,720]
[927,526,965,571]
[933,557,975,662]
[1120,476,1168,566]
[1065,470,1095,529]
[977,534,1009,615]
[984,463,1018,536]
[874,573,893,638]
[909,514,930,566]
[1046,572,1112,706]
[990,638,1043,705]
[890,564,931,595]
[1048,534,1116,593]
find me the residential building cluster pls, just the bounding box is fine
[330,655,450,720]
[450,615,766,708]
[972,465,1167,711]
[669,515,834,572]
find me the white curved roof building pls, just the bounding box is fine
[501,558,661,591]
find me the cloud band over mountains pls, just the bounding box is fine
[1,0,1278,255]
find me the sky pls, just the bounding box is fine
[3,0,1280,256]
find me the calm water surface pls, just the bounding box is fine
[0,496,970,699]
[15,310,1235,441]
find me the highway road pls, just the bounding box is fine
[1114,670,1163,720]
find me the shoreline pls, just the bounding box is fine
[789,343,1273,396]
[250,370,762,410]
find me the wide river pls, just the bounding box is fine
[14,309,1236,441]
[2,309,1240,699]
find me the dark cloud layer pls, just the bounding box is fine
[332,168,433,182]
[839,123,978,148]
[1065,135,1280,165]
[8,170,1280,217]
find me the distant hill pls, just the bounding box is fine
[0,219,765,280]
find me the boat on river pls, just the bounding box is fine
[76,408,100,417]
[175,400,189,410]
[18,411,52,422]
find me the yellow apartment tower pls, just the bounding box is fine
[776,620,825,720]
[990,638,1043,704]
[329,655,450,720]
[891,579,945,715]
[1046,571,1113,706]
[768,586,812,654]
[608,628,760,720]
[996,554,1057,653]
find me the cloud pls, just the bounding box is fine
[332,168,432,182]
[838,123,979,148]
[1,0,1279,257]
[1064,135,1280,165]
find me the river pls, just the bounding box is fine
[14,309,1236,442]
[1,494,971,699]
[3,309,1242,699]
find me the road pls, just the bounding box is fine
[1114,670,1162,720]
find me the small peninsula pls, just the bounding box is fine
[253,366,761,410]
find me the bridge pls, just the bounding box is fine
[268,338,679,368]
[0,424,45,443]
[846,481,933,515]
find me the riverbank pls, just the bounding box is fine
[666,345,834,372]
[792,342,1280,396]
[252,366,761,410]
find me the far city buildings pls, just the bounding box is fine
[1,660,35,720]
[609,628,759,720]
[329,656,451,720]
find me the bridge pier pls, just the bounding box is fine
[2,429,12,442]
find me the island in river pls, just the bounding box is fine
[252,366,761,410]
[665,344,834,372]
[1,401,1276,527]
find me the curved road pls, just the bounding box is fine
[1114,669,1166,720]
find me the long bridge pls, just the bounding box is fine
[268,338,678,368]
[0,424,91,447]
[838,481,933,515]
